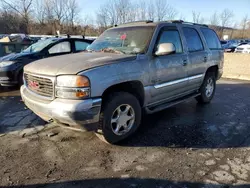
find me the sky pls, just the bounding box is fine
[79,0,250,25]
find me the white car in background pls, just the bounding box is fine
[235,43,250,53]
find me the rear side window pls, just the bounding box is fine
[201,28,222,50]
[75,41,89,52]
[156,30,183,53]
[183,27,204,52]
[48,41,71,54]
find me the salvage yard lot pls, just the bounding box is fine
[0,79,250,188]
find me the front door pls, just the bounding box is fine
[149,27,189,105]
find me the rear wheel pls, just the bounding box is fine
[196,72,216,104]
[95,92,141,144]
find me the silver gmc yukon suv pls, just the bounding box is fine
[21,20,223,144]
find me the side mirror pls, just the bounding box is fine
[155,43,176,56]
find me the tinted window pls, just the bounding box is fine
[156,30,183,53]
[75,41,89,51]
[3,44,15,54]
[183,27,204,52]
[49,41,71,54]
[201,28,221,50]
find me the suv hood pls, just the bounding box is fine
[24,52,136,76]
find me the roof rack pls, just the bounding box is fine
[117,20,153,26]
[168,20,208,27]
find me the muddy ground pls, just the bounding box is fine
[0,79,250,188]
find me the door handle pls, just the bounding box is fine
[152,79,161,83]
[182,59,188,66]
[204,57,207,62]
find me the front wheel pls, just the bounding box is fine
[196,72,216,104]
[95,92,141,144]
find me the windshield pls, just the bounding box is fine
[87,26,155,54]
[22,39,56,53]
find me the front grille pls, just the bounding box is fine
[24,73,53,98]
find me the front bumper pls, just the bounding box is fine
[21,85,102,131]
[0,68,18,86]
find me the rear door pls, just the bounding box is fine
[149,26,189,104]
[181,26,208,91]
[200,27,223,74]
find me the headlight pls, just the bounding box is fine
[0,61,15,68]
[55,87,90,99]
[56,75,90,99]
[56,75,90,87]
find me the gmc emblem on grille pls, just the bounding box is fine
[28,81,39,90]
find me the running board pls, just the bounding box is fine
[145,93,201,114]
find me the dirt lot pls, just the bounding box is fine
[0,79,250,188]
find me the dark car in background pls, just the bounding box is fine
[0,37,93,86]
[224,42,248,53]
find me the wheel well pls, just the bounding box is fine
[206,65,218,79]
[102,81,145,107]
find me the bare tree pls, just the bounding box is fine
[179,14,185,21]
[66,0,80,31]
[155,0,177,21]
[52,0,68,25]
[241,14,249,38]
[96,0,118,28]
[220,9,234,27]
[136,0,147,20]
[96,7,108,28]
[192,11,204,24]
[115,0,132,24]
[230,22,237,39]
[0,0,33,33]
[33,0,46,24]
[147,1,155,21]
[220,9,234,38]
[155,0,165,21]
[166,6,178,20]
[105,0,119,25]
[210,12,219,26]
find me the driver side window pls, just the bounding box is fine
[48,41,71,54]
[156,30,183,54]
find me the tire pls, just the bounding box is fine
[95,92,141,144]
[196,72,216,104]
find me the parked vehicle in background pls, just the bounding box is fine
[21,20,223,144]
[224,42,248,53]
[0,42,32,58]
[0,37,93,86]
[235,43,250,53]
[221,40,229,49]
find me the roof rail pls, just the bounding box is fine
[118,20,153,26]
[168,20,208,27]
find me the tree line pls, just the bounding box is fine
[0,0,249,39]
